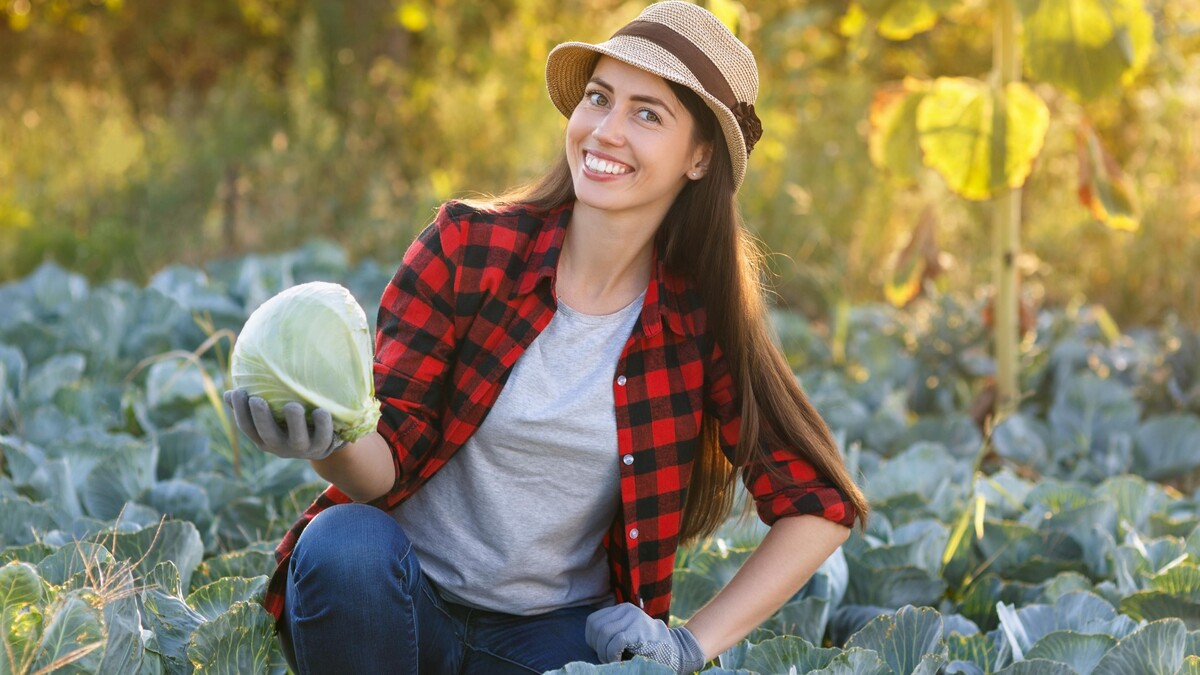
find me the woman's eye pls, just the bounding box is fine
[638,110,661,124]
[586,91,608,106]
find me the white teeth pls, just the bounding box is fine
[584,152,631,175]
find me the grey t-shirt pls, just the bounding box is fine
[391,291,644,615]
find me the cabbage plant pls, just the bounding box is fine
[231,281,380,442]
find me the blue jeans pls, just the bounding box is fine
[280,503,604,674]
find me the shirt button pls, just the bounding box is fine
[629,528,639,540]
[616,375,627,386]
[622,454,634,466]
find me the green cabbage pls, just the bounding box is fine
[231,281,380,442]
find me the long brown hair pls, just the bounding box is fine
[471,82,869,542]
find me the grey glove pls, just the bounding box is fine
[585,603,706,675]
[223,389,345,461]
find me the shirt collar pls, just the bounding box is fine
[512,201,692,338]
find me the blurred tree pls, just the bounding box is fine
[861,0,1156,411]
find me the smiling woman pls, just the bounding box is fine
[563,58,711,245]
[222,2,869,674]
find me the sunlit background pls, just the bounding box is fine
[1,0,1197,326]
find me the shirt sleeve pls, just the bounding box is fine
[704,338,857,528]
[371,203,465,504]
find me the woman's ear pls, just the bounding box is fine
[689,142,713,180]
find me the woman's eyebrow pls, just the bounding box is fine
[587,76,678,120]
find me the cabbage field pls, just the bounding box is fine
[1,243,1199,674]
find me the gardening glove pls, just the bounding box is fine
[223,389,345,461]
[585,603,707,675]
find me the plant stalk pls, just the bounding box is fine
[992,0,1022,415]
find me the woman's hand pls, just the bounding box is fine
[223,389,345,460]
[585,603,706,674]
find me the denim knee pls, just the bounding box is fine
[291,503,412,585]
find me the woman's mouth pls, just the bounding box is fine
[583,151,633,176]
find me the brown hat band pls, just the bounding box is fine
[612,20,762,154]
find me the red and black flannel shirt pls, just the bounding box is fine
[262,200,856,623]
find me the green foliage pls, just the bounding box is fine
[0,0,1196,331]
[1018,0,1156,101]
[915,79,1050,201]
[1,248,1200,672]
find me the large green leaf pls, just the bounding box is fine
[0,345,27,400]
[30,591,105,674]
[1112,535,1188,588]
[994,660,1079,675]
[144,479,212,529]
[95,520,204,591]
[946,633,1002,673]
[212,497,277,551]
[1019,0,1154,101]
[996,592,1135,660]
[0,562,44,608]
[1120,592,1200,629]
[146,561,183,598]
[156,425,214,482]
[185,576,268,622]
[895,414,983,460]
[860,0,957,39]
[1056,592,1134,636]
[683,549,752,594]
[846,563,947,607]
[80,438,158,520]
[1026,631,1115,675]
[1048,374,1141,462]
[1026,480,1092,514]
[863,442,958,502]
[868,79,930,185]
[1149,564,1200,597]
[1095,475,1167,534]
[26,458,83,523]
[189,547,276,592]
[1092,618,1185,675]
[142,583,206,674]
[845,605,947,675]
[0,543,54,567]
[913,652,949,674]
[1133,414,1200,481]
[741,635,841,673]
[0,562,45,675]
[97,590,154,675]
[976,519,1086,580]
[1039,575,1097,606]
[0,496,63,547]
[916,77,1049,200]
[0,436,46,486]
[21,353,86,405]
[809,647,892,675]
[35,541,114,588]
[974,469,1035,520]
[186,601,275,674]
[764,595,830,647]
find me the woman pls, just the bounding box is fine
[225,2,868,673]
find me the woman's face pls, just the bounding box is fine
[565,56,712,225]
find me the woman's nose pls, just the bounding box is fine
[591,111,625,146]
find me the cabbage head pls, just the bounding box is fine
[231,281,381,442]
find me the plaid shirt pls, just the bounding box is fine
[263,200,855,623]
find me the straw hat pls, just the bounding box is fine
[545,0,762,190]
